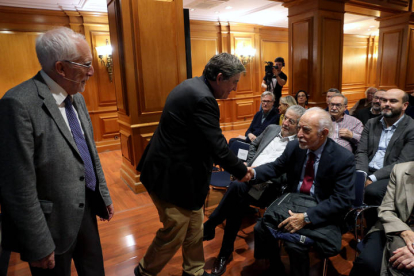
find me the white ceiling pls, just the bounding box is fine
[0,0,379,36]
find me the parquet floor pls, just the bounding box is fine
[6,129,356,275]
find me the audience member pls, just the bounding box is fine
[0,27,114,275]
[278,95,297,125]
[229,91,279,145]
[204,105,306,276]
[249,108,355,276]
[329,93,363,152]
[349,87,378,115]
[354,89,385,125]
[325,88,349,114]
[356,89,414,228]
[295,90,309,109]
[350,162,414,276]
[261,57,287,106]
[135,53,248,276]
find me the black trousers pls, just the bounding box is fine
[30,189,105,276]
[364,178,390,229]
[254,218,310,276]
[205,181,280,258]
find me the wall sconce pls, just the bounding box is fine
[235,46,256,66]
[95,39,113,82]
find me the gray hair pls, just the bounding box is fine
[286,105,306,123]
[203,53,246,81]
[36,27,86,71]
[327,88,341,94]
[304,107,333,135]
[330,93,348,105]
[261,91,275,101]
[365,87,378,97]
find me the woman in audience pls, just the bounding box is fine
[278,95,297,125]
[295,90,309,109]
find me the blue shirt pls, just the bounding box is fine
[368,115,405,182]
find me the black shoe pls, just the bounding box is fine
[211,254,233,276]
[134,265,142,276]
[182,271,212,276]
[203,223,215,241]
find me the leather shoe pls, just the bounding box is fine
[182,271,213,276]
[203,224,215,241]
[211,254,233,276]
[134,265,142,276]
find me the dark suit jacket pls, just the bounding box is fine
[137,76,247,211]
[245,108,279,142]
[355,115,414,181]
[253,138,355,225]
[0,72,112,262]
[353,107,381,125]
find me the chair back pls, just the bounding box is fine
[354,170,367,207]
[229,140,250,162]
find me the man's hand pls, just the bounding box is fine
[278,210,307,233]
[100,204,114,221]
[365,179,373,187]
[239,167,255,182]
[339,128,353,140]
[401,230,414,254]
[30,251,55,269]
[390,246,414,270]
[248,133,257,142]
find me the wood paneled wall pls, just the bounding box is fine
[0,6,120,152]
[190,20,377,127]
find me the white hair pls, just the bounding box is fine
[36,27,86,71]
[304,107,333,135]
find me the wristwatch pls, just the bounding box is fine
[303,212,311,224]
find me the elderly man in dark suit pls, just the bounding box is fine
[136,53,248,276]
[0,27,114,276]
[350,161,414,276]
[204,105,306,276]
[248,107,355,276]
[356,89,414,228]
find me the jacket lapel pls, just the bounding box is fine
[404,166,414,220]
[385,116,407,160]
[72,96,94,152]
[372,119,382,155]
[33,72,81,158]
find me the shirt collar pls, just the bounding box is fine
[278,131,297,141]
[380,114,405,130]
[40,70,70,105]
[331,113,346,122]
[307,139,327,159]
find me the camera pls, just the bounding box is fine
[264,61,276,87]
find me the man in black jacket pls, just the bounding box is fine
[135,53,249,276]
[248,108,355,276]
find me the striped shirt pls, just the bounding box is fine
[331,114,364,152]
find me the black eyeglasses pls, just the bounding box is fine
[261,100,274,104]
[329,103,343,108]
[63,60,92,68]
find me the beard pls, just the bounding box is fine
[381,106,402,118]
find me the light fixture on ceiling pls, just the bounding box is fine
[225,6,232,9]
[95,39,113,82]
[235,44,256,66]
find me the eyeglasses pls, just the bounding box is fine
[63,60,92,68]
[329,103,343,108]
[283,116,297,125]
[261,100,274,104]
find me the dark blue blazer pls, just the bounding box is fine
[254,138,355,225]
[245,108,279,142]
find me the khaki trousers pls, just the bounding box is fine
[139,193,205,276]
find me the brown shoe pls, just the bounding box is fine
[211,254,233,276]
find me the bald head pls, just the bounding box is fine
[297,107,332,151]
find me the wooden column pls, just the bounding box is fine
[106,0,187,193]
[376,12,414,92]
[286,0,345,106]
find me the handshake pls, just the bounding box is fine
[232,166,255,183]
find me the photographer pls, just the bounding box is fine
[261,57,287,107]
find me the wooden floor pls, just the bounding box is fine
[6,129,356,276]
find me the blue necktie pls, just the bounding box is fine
[64,95,96,191]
